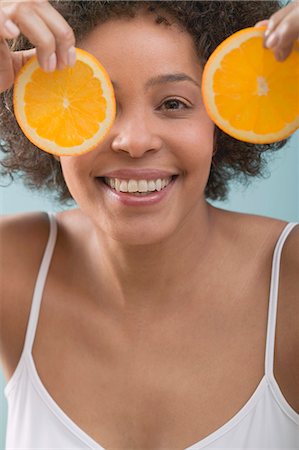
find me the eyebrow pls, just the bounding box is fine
[111,73,200,91]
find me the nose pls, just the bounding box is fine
[111,110,163,158]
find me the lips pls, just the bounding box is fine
[95,175,178,206]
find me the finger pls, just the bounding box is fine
[254,20,269,28]
[0,40,36,92]
[3,1,76,71]
[7,8,57,72]
[265,10,299,50]
[26,1,76,70]
[0,7,20,39]
[272,10,299,47]
[265,1,299,36]
[0,38,14,92]
[254,20,273,50]
[273,43,294,62]
[21,47,36,65]
[11,47,36,76]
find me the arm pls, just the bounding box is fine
[0,213,49,381]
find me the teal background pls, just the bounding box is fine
[1,131,298,447]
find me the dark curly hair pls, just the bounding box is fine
[0,0,289,206]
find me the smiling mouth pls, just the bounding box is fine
[97,175,178,195]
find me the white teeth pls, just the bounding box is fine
[119,180,128,192]
[138,180,148,192]
[115,179,121,191]
[148,180,156,192]
[104,177,173,193]
[156,179,162,191]
[128,179,138,192]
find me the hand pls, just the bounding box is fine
[0,0,76,93]
[255,0,299,62]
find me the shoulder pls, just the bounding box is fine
[274,222,299,412]
[232,211,298,293]
[0,211,51,380]
[0,211,51,287]
[280,222,299,271]
[0,208,50,231]
[222,210,299,410]
[211,207,289,254]
[278,222,299,345]
[278,220,299,324]
[212,207,297,300]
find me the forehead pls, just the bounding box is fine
[79,12,202,86]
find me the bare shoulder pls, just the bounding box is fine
[277,220,299,344]
[0,211,51,286]
[211,206,289,251]
[238,212,299,411]
[226,209,298,303]
[219,209,299,410]
[280,221,299,271]
[0,211,51,380]
[275,222,299,411]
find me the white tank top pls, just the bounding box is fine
[4,213,299,449]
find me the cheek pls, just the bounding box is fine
[59,158,89,199]
[60,154,94,183]
[60,160,75,185]
[171,117,214,166]
[192,111,215,147]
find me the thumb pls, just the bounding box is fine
[0,42,36,93]
[0,39,15,92]
[254,20,269,28]
[11,48,37,77]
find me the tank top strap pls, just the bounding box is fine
[265,221,298,379]
[23,211,58,355]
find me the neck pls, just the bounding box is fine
[90,202,217,312]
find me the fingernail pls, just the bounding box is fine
[276,51,285,62]
[4,19,20,36]
[47,53,57,72]
[67,46,76,67]
[267,19,275,31]
[265,32,278,48]
[264,28,271,38]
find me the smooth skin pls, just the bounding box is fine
[0,1,299,449]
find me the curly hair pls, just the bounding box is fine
[0,0,289,205]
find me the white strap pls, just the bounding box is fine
[265,222,298,378]
[23,212,58,354]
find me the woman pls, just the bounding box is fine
[0,1,298,449]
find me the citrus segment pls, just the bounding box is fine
[13,48,116,156]
[202,27,299,143]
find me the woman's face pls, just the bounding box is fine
[59,11,215,245]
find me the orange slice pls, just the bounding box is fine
[13,48,116,156]
[202,27,299,143]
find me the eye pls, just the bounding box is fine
[160,98,190,111]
